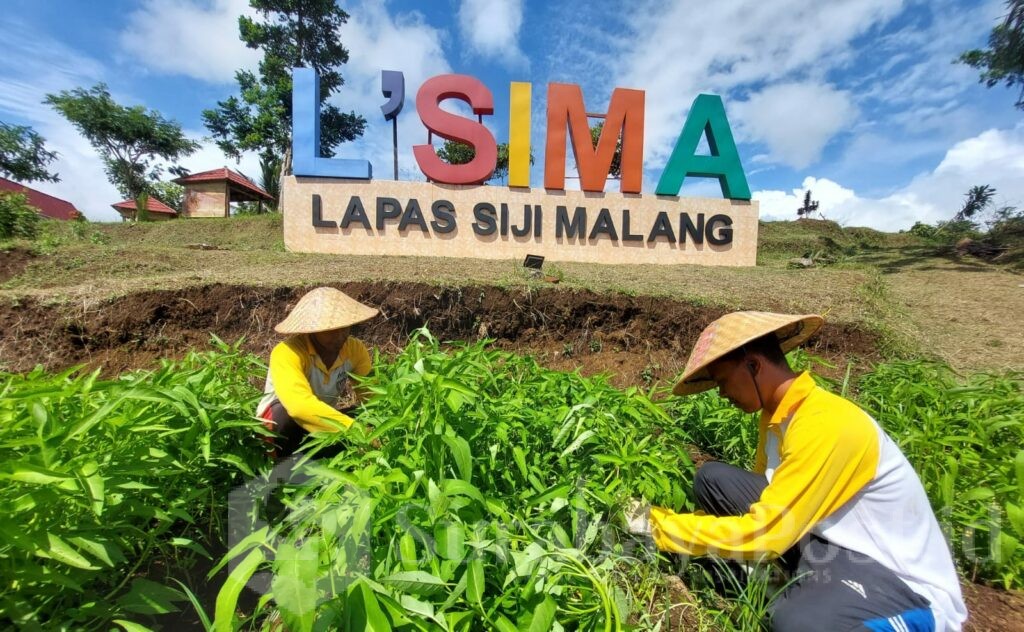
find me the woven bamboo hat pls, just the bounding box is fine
[274,287,379,335]
[673,311,824,396]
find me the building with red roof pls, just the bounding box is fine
[173,167,273,218]
[111,197,177,222]
[0,177,82,221]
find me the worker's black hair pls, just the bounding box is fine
[719,333,789,368]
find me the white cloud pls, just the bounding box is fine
[119,0,260,83]
[0,20,105,120]
[610,0,906,168]
[331,2,453,181]
[755,124,1024,231]
[731,82,858,169]
[27,118,125,222]
[934,127,1024,177]
[757,177,940,231]
[173,131,261,184]
[457,0,527,69]
[0,18,121,220]
[0,15,247,222]
[852,0,1003,116]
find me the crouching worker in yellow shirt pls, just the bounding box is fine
[255,287,378,458]
[627,312,967,632]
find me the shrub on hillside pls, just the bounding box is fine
[908,221,939,240]
[907,219,981,246]
[987,207,1024,264]
[0,191,41,240]
[913,208,1024,267]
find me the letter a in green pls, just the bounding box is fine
[655,94,751,200]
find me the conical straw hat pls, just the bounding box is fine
[274,287,379,335]
[673,311,824,396]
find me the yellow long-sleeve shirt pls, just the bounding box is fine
[255,334,372,433]
[652,372,879,558]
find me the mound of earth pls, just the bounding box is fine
[962,582,1024,631]
[0,281,880,388]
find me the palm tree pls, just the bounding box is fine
[259,155,282,212]
[797,190,819,219]
[955,185,996,221]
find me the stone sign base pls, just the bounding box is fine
[282,177,759,267]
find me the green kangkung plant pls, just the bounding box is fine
[3,332,1021,631]
[0,338,269,629]
[857,362,1024,589]
[212,331,698,631]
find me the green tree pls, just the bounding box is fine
[135,191,151,222]
[436,140,477,167]
[0,122,59,183]
[436,141,531,183]
[590,122,623,177]
[959,0,1024,109]
[259,155,282,211]
[0,192,41,239]
[203,0,366,171]
[150,181,184,213]
[45,84,198,199]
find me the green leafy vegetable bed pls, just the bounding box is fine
[2,332,1021,631]
[218,331,697,631]
[0,339,269,629]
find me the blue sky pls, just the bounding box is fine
[1,0,1022,228]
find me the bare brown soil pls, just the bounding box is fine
[0,281,880,389]
[963,582,1024,631]
[0,247,34,283]
[654,575,706,630]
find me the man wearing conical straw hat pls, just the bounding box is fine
[255,287,379,457]
[627,312,966,631]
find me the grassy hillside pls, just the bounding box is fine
[21,214,928,263]
[757,217,925,264]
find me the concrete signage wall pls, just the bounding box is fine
[282,177,759,266]
[283,67,761,267]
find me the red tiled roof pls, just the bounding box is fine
[0,177,82,221]
[111,198,177,215]
[173,167,273,200]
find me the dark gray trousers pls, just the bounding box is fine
[694,461,935,632]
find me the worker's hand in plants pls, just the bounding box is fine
[360,424,385,448]
[624,498,652,536]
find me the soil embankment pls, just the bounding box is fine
[0,281,880,387]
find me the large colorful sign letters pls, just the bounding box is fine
[283,68,759,267]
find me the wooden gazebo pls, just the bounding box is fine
[173,167,273,218]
